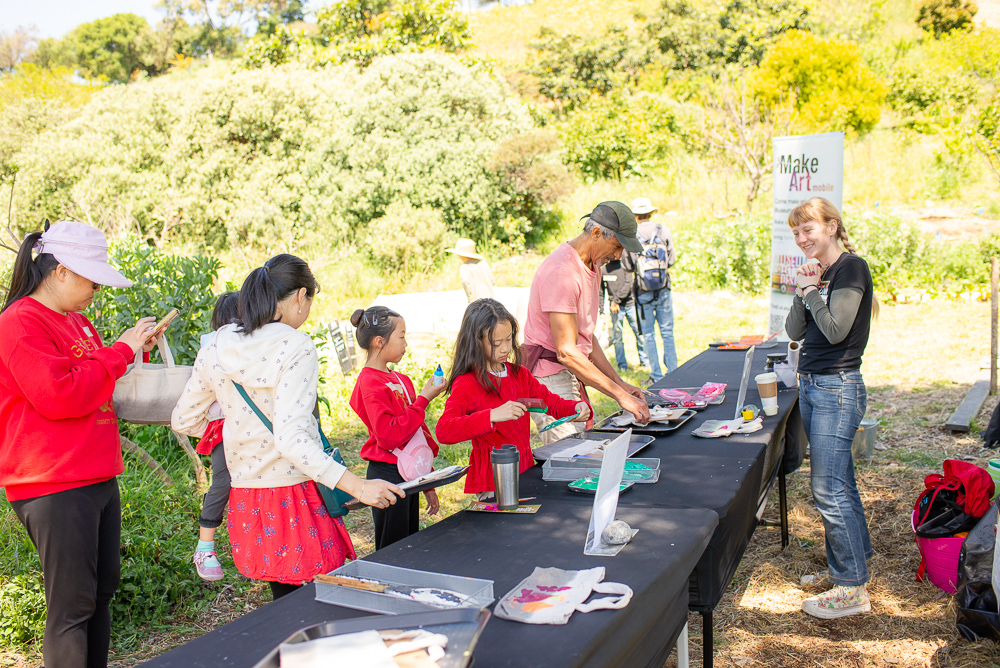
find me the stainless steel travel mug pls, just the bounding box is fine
[491,444,520,511]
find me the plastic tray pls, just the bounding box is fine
[542,457,661,483]
[315,561,494,615]
[251,607,491,668]
[532,431,654,462]
[592,409,697,435]
[646,388,726,409]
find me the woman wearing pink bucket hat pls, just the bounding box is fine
[0,221,163,668]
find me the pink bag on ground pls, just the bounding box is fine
[391,373,435,481]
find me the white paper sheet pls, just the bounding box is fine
[584,429,631,556]
[551,440,609,459]
[279,630,397,668]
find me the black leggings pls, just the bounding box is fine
[366,460,419,550]
[10,479,121,668]
[268,581,302,600]
[198,446,231,528]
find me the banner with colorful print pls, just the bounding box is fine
[768,132,844,337]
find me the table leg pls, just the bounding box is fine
[701,610,713,668]
[779,460,789,550]
[677,622,689,668]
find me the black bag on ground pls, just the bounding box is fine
[915,486,980,539]
[955,501,1000,641]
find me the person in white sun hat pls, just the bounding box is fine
[623,197,677,382]
[0,220,165,668]
[446,238,495,303]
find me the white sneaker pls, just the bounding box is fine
[802,584,871,619]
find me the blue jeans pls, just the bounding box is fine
[637,289,677,381]
[799,370,872,586]
[610,303,648,369]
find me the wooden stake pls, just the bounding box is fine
[992,257,998,395]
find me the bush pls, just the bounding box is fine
[524,26,654,114]
[917,0,978,38]
[0,572,46,646]
[560,93,684,180]
[650,0,808,71]
[12,55,546,253]
[314,0,470,67]
[673,215,772,293]
[364,201,449,277]
[753,30,884,135]
[89,238,222,366]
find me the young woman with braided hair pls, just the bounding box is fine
[785,197,877,619]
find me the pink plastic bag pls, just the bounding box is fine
[391,373,434,481]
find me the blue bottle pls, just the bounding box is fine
[433,364,445,386]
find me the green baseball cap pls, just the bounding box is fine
[583,201,643,253]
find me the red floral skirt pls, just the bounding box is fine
[226,481,356,584]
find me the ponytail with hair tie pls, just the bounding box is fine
[237,254,318,335]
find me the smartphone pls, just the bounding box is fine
[147,308,179,340]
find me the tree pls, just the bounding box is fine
[972,91,1000,189]
[70,14,158,82]
[313,0,470,67]
[702,68,791,206]
[917,0,978,38]
[524,26,654,115]
[753,30,885,135]
[559,93,683,180]
[650,0,808,72]
[0,27,38,73]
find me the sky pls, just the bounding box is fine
[1,0,167,39]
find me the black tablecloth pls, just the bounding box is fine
[141,504,718,668]
[526,346,800,611]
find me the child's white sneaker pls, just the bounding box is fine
[802,584,871,619]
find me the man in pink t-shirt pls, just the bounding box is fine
[523,201,651,444]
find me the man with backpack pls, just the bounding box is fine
[623,197,677,382]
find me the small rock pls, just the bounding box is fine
[602,520,633,545]
[735,659,752,666]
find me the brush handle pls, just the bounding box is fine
[314,574,390,593]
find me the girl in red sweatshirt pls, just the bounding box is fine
[0,221,162,668]
[436,299,591,497]
[348,306,446,549]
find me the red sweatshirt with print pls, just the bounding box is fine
[435,362,580,494]
[0,297,133,501]
[350,366,439,465]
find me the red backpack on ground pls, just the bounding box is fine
[913,459,995,580]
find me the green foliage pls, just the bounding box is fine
[0,572,46,646]
[0,64,92,183]
[560,93,683,180]
[113,463,205,640]
[68,13,159,83]
[12,55,551,253]
[973,89,1000,189]
[487,129,574,248]
[753,30,885,135]
[364,201,448,276]
[88,238,222,366]
[917,0,977,38]
[242,24,308,68]
[524,26,654,113]
[314,0,470,67]
[650,0,808,72]
[673,215,772,293]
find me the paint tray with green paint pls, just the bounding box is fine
[543,457,660,483]
[567,477,634,495]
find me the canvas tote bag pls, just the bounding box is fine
[113,337,193,425]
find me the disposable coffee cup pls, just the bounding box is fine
[755,372,778,416]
